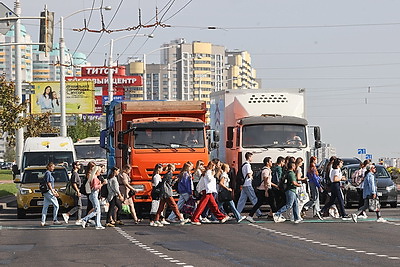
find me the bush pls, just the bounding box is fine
[0,183,17,197]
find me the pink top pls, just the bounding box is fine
[90,176,102,191]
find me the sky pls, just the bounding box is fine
[3,0,400,160]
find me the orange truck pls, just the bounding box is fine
[101,101,213,215]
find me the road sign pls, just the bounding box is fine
[365,154,372,160]
[0,2,17,35]
[358,148,366,154]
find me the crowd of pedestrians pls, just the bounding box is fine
[41,154,386,228]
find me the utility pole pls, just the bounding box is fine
[59,16,67,137]
[14,0,23,168]
[107,39,114,103]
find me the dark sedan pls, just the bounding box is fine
[342,164,398,208]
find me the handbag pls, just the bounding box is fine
[128,189,136,198]
[369,198,381,212]
[151,183,162,200]
[218,188,232,202]
[65,181,76,197]
[181,196,196,215]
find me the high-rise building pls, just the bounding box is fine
[0,25,33,82]
[226,50,259,89]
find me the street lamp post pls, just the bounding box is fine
[59,6,112,137]
[106,34,153,103]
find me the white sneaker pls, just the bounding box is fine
[180,218,190,225]
[79,220,86,229]
[358,214,368,219]
[88,219,95,225]
[220,216,230,223]
[201,217,211,223]
[238,216,246,223]
[40,222,46,227]
[246,216,255,223]
[275,214,286,223]
[62,213,69,224]
[294,220,301,224]
[154,221,164,227]
[376,217,387,223]
[351,214,358,223]
[75,219,83,225]
[149,221,155,226]
[161,220,170,225]
[191,221,201,225]
[95,226,105,230]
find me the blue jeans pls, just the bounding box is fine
[41,191,59,223]
[219,200,242,221]
[237,186,262,216]
[168,193,190,220]
[82,190,102,227]
[303,183,320,216]
[275,190,300,221]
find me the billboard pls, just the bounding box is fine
[30,81,95,114]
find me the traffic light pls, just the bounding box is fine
[39,10,54,53]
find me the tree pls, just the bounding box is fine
[4,142,15,162]
[68,117,101,142]
[0,76,29,147]
[24,112,59,138]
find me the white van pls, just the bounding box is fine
[17,136,76,174]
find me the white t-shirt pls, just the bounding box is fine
[152,173,162,186]
[204,169,217,194]
[330,168,342,183]
[242,161,253,187]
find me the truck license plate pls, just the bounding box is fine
[37,201,44,205]
[377,192,382,197]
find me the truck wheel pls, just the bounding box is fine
[390,202,397,208]
[17,208,26,219]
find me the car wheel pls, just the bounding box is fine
[390,202,397,208]
[17,208,26,219]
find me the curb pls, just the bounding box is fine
[0,195,16,210]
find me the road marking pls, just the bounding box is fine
[114,227,194,266]
[248,224,399,261]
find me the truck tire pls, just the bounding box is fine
[17,208,26,219]
[390,202,397,208]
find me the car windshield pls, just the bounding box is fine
[22,168,69,183]
[242,124,306,148]
[133,127,205,149]
[22,152,74,172]
[346,166,390,180]
[75,145,106,160]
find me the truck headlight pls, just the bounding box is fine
[386,184,396,191]
[132,184,145,191]
[19,188,32,195]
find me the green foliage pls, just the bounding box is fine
[0,183,17,197]
[0,76,29,147]
[24,112,59,138]
[67,117,101,142]
[0,170,12,181]
[3,143,15,163]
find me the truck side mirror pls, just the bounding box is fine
[314,126,321,141]
[314,140,322,149]
[226,140,233,148]
[100,129,107,149]
[213,130,220,142]
[227,127,234,141]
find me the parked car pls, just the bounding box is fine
[0,162,13,170]
[14,166,75,218]
[317,157,362,179]
[342,164,398,208]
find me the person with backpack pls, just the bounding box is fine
[246,157,274,223]
[352,160,369,218]
[167,161,194,222]
[271,156,286,210]
[218,163,246,223]
[40,162,62,226]
[154,164,189,226]
[273,161,302,223]
[105,167,124,227]
[236,152,262,217]
[302,156,323,220]
[150,163,169,226]
[62,161,82,225]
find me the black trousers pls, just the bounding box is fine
[107,196,122,223]
[249,189,276,216]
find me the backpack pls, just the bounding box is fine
[278,172,289,191]
[100,184,109,198]
[79,176,89,195]
[39,178,49,194]
[236,162,249,186]
[252,167,266,189]
[65,181,76,197]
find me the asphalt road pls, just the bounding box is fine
[1,203,400,267]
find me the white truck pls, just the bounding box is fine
[74,137,107,169]
[13,136,76,179]
[209,89,321,186]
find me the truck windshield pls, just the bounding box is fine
[134,128,205,149]
[75,145,106,160]
[22,168,69,183]
[242,124,307,148]
[22,152,74,172]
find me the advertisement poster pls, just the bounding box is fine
[30,81,95,114]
